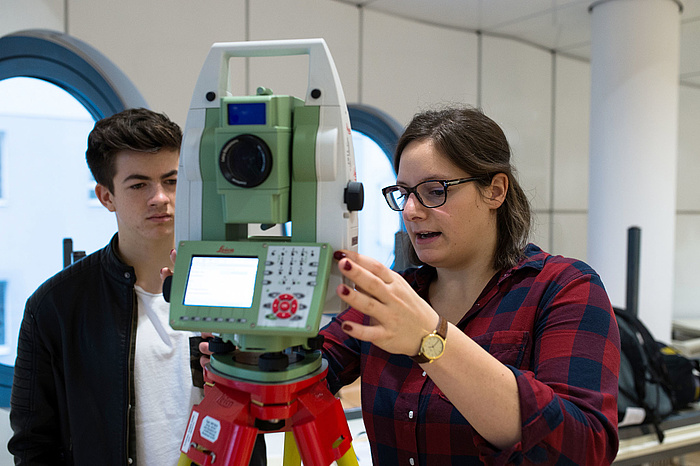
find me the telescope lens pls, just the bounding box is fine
[219,134,273,188]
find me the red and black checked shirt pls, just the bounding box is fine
[320,244,620,465]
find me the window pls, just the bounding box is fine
[353,130,400,267]
[0,281,6,347]
[0,77,119,366]
[348,104,404,269]
[0,132,4,202]
[0,30,147,375]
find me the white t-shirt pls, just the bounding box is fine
[133,285,203,465]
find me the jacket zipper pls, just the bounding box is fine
[127,287,138,464]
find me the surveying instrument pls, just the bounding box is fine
[167,39,364,466]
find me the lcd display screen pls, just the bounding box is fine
[183,256,259,308]
[228,102,266,125]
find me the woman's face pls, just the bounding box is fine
[397,139,500,271]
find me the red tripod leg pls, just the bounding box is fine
[291,378,354,466]
[180,383,259,466]
[179,364,356,466]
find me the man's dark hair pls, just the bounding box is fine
[86,108,182,193]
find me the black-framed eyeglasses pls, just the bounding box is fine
[382,177,483,211]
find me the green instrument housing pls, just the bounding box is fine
[169,240,332,354]
[169,91,334,372]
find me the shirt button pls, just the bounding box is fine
[124,272,131,279]
[422,371,426,377]
[408,410,414,419]
[409,458,415,465]
[128,458,133,464]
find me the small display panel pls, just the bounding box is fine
[227,103,266,125]
[183,256,259,308]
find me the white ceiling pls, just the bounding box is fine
[334,0,700,87]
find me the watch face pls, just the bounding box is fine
[421,334,445,359]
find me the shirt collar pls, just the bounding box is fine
[497,243,547,284]
[410,243,547,290]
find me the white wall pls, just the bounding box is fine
[2,0,700,461]
[676,85,700,318]
[361,9,478,125]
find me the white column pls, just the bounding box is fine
[587,0,681,340]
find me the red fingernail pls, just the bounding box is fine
[342,322,353,332]
[334,251,346,261]
[341,285,351,296]
[343,261,352,271]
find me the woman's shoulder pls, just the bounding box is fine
[519,243,603,284]
[523,243,594,269]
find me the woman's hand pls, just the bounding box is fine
[333,249,439,356]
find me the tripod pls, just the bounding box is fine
[177,351,359,466]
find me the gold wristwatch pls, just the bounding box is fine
[410,315,448,364]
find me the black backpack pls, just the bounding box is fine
[615,307,700,442]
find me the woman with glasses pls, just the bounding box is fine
[321,106,620,465]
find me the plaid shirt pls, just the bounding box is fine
[321,244,620,465]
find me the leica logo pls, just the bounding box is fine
[217,245,235,254]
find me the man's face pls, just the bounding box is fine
[95,149,178,244]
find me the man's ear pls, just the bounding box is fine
[485,173,508,209]
[94,184,116,212]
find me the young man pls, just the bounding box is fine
[8,108,266,465]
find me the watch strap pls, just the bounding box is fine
[435,315,448,339]
[410,315,448,364]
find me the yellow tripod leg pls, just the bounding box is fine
[283,431,301,466]
[178,452,195,466]
[283,431,358,466]
[335,444,360,466]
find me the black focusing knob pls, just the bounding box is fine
[344,181,364,211]
[162,275,172,303]
[208,337,236,354]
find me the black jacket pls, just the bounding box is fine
[8,234,266,465]
[9,234,142,464]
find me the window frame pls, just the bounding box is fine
[347,104,406,270]
[348,104,403,164]
[0,29,148,405]
[0,29,147,119]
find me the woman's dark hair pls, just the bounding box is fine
[86,107,182,193]
[394,105,531,271]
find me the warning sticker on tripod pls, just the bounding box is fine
[200,416,222,443]
[181,411,199,453]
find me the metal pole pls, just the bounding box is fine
[626,226,641,316]
[63,238,73,269]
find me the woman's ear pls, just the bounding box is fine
[95,184,116,212]
[485,173,508,209]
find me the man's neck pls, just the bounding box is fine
[117,233,174,294]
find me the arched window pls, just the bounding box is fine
[0,29,147,405]
[0,29,147,119]
[348,104,404,269]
